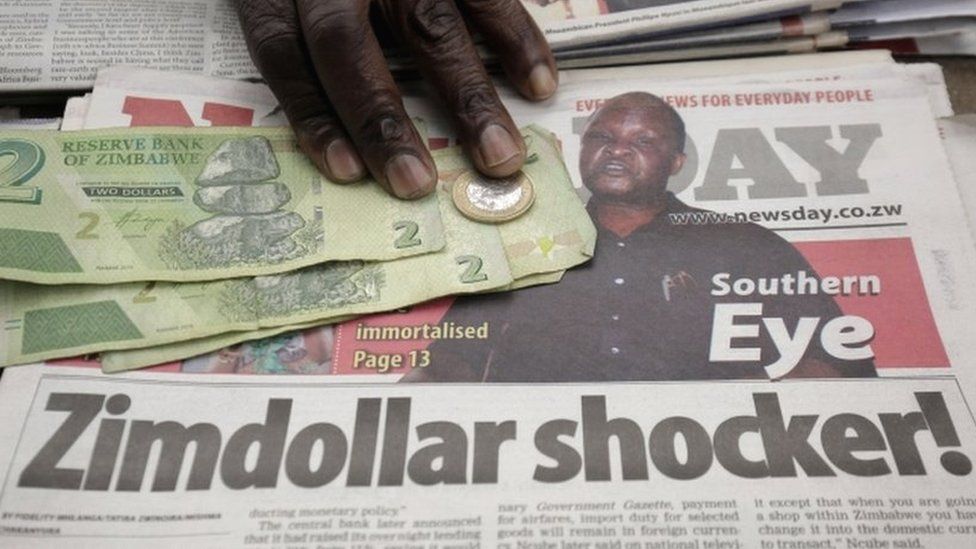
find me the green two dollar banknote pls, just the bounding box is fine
[0,127,444,284]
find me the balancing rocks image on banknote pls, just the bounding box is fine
[0,127,445,284]
[2,126,596,369]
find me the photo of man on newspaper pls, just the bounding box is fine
[407,91,879,383]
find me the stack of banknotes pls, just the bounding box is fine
[0,125,596,371]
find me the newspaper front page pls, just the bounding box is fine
[66,54,961,377]
[57,53,932,372]
[2,55,976,547]
[0,0,854,92]
[1,364,976,547]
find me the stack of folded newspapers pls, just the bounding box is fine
[827,0,976,55]
[2,0,975,97]
[3,53,976,548]
[521,0,976,65]
[458,0,976,69]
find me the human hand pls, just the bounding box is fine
[236,1,558,199]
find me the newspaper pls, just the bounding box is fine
[550,12,833,61]
[83,66,283,129]
[58,94,89,131]
[940,115,976,247]
[528,51,955,119]
[2,362,976,547]
[830,0,976,27]
[0,0,856,93]
[67,54,876,372]
[70,54,960,374]
[0,0,257,92]
[900,25,976,56]
[522,0,850,49]
[553,31,850,70]
[829,0,976,55]
[844,17,976,42]
[4,57,976,546]
[556,48,894,83]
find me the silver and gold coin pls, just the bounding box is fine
[451,170,535,224]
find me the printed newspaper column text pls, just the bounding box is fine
[754,495,976,547]
[243,505,482,547]
[50,1,206,86]
[497,500,742,547]
[0,7,46,86]
[208,2,256,78]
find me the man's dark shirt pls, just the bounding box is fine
[429,193,878,382]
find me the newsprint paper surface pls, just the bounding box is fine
[1,366,976,548]
[0,0,852,92]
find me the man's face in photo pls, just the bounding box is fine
[579,101,685,203]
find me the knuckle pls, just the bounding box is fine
[237,0,296,42]
[495,17,536,48]
[235,0,276,20]
[509,20,538,46]
[453,78,501,123]
[301,3,365,46]
[251,32,302,71]
[280,89,333,123]
[296,114,344,144]
[352,94,414,150]
[236,0,308,74]
[461,0,542,50]
[360,112,410,146]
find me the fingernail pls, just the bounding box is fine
[479,124,521,169]
[324,139,365,182]
[529,64,557,99]
[385,154,436,199]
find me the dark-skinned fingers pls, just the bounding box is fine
[383,0,525,178]
[235,0,365,183]
[295,0,436,199]
[459,0,558,101]
[293,113,365,184]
